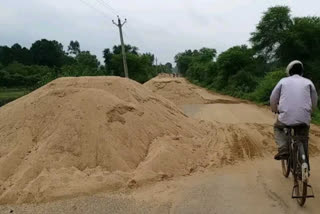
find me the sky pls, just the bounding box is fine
[1,0,320,64]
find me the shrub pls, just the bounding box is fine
[248,69,286,103]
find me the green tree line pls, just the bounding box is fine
[175,6,320,104]
[0,39,173,106]
[0,39,169,89]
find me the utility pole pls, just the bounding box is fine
[113,16,129,78]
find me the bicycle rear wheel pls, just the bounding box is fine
[281,158,290,177]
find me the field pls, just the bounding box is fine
[0,88,28,107]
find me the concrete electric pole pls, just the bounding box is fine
[112,16,129,78]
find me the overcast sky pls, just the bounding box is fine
[1,0,319,64]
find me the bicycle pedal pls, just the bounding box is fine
[291,184,315,199]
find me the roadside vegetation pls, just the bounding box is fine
[174,6,320,124]
[0,40,172,106]
[0,88,28,106]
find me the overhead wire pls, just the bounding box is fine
[95,0,119,16]
[78,0,114,20]
[78,0,154,59]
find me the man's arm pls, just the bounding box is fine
[270,81,282,113]
[310,83,318,112]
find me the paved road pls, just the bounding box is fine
[1,158,320,214]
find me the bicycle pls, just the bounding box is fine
[281,124,315,206]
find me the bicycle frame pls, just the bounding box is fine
[284,127,314,203]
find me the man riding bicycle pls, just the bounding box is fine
[270,60,318,160]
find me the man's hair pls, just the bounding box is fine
[289,63,304,76]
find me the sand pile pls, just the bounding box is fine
[0,76,271,205]
[144,77,248,106]
[144,76,320,160]
[144,77,208,105]
[0,76,210,204]
[157,73,174,78]
[1,76,319,205]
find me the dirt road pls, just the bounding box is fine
[1,77,319,213]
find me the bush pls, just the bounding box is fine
[248,69,286,103]
[0,63,55,88]
[312,108,320,125]
[225,70,258,97]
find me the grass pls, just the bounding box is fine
[0,88,28,106]
[312,108,320,125]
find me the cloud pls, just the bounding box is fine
[0,0,319,64]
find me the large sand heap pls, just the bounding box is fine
[0,76,210,204]
[144,77,208,105]
[144,77,244,105]
[1,76,319,205]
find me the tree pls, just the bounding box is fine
[11,44,33,65]
[0,44,33,66]
[250,6,293,61]
[215,45,257,90]
[103,48,112,68]
[75,51,100,69]
[102,45,157,82]
[174,50,196,75]
[0,46,13,66]
[68,40,81,56]
[30,39,65,67]
[175,48,217,76]
[278,16,320,89]
[278,17,320,63]
[112,44,138,55]
[165,62,172,70]
[198,48,217,62]
[60,51,101,78]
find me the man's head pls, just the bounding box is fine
[286,60,304,76]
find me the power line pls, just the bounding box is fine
[95,0,119,16]
[78,0,154,61]
[78,0,114,20]
[78,0,144,46]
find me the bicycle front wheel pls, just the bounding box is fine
[294,178,308,206]
[294,143,309,206]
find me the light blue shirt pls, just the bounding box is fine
[270,75,318,125]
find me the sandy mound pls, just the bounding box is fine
[144,77,208,105]
[144,77,245,106]
[0,76,207,204]
[0,76,273,205]
[1,76,319,205]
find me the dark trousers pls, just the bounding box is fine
[274,120,310,148]
[274,120,310,167]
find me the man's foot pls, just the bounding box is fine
[274,147,289,160]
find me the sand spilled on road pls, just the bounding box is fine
[144,77,320,159]
[1,76,319,205]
